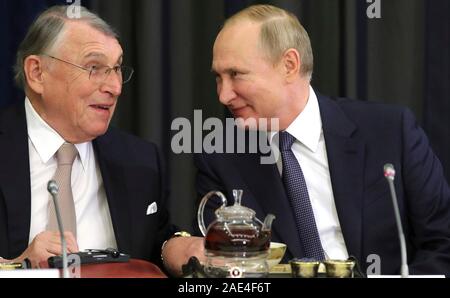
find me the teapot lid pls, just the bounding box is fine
[215,189,255,219]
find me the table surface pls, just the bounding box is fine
[40,258,167,278]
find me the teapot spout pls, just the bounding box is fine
[262,214,276,231]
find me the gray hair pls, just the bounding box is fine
[224,4,313,81]
[14,5,118,89]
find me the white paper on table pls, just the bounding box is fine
[0,269,60,278]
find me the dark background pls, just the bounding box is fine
[1,0,448,231]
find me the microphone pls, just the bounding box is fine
[383,164,409,278]
[47,180,69,278]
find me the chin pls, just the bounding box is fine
[234,116,261,131]
[239,116,280,131]
[88,125,109,139]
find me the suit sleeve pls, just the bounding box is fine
[194,153,226,197]
[149,145,177,266]
[401,108,450,275]
[193,153,228,235]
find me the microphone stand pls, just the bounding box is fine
[47,181,69,278]
[384,164,409,278]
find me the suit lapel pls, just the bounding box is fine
[233,147,304,259]
[94,133,132,254]
[0,104,32,258]
[318,95,365,262]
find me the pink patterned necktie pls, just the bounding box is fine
[46,142,78,238]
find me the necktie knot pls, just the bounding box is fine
[279,131,296,152]
[56,143,78,166]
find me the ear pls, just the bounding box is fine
[23,55,46,95]
[282,48,301,83]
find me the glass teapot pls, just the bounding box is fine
[197,189,275,278]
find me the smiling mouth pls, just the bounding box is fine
[91,105,111,111]
[230,106,248,115]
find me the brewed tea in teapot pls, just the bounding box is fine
[198,189,275,277]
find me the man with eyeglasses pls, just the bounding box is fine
[0,5,204,276]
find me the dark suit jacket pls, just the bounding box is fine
[195,94,450,276]
[0,103,174,264]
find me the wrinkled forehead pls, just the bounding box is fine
[56,21,123,62]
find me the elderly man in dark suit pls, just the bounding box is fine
[195,4,450,276]
[0,5,203,276]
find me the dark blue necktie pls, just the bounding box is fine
[279,131,325,260]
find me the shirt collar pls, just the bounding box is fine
[269,86,323,153]
[25,97,89,169]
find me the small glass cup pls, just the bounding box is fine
[289,258,321,278]
[323,259,355,278]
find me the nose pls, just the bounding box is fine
[217,79,237,106]
[100,72,122,97]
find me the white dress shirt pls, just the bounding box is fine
[269,86,349,260]
[25,98,117,251]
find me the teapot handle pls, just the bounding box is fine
[197,191,227,236]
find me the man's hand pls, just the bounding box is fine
[13,231,79,268]
[161,236,205,277]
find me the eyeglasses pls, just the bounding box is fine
[42,54,134,84]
